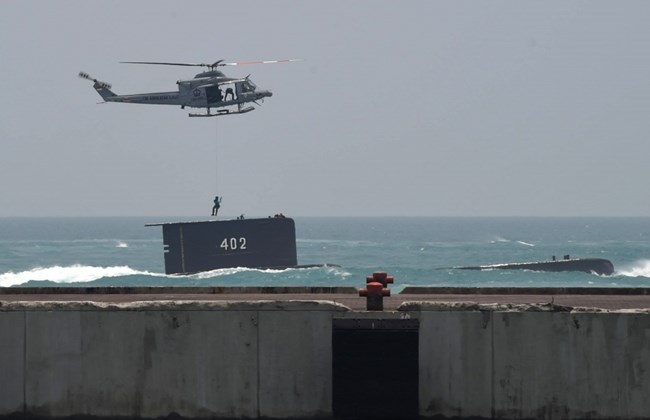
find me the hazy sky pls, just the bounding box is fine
[1,1,649,217]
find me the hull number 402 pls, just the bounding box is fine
[220,237,247,251]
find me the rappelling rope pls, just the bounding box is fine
[215,118,219,193]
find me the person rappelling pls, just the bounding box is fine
[211,196,222,216]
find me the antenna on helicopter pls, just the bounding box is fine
[78,72,112,89]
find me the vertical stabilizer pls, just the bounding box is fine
[79,71,116,101]
[93,81,116,100]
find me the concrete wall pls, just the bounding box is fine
[409,302,650,419]
[0,301,345,419]
[2,300,650,419]
[0,311,24,416]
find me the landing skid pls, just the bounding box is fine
[189,106,255,117]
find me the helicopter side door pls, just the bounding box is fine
[179,81,223,108]
[205,85,223,104]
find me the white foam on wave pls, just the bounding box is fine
[0,265,157,287]
[321,265,352,278]
[116,241,129,248]
[617,259,650,278]
[185,264,351,280]
[490,236,534,247]
[189,267,284,279]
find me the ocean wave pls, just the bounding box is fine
[616,259,650,278]
[186,264,351,280]
[492,236,510,243]
[490,237,535,247]
[0,265,158,287]
[515,240,535,247]
[321,265,352,278]
[188,267,285,279]
[297,238,379,247]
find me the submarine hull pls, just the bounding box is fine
[150,218,298,275]
[456,258,614,276]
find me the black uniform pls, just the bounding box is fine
[212,196,222,216]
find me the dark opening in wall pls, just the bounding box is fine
[332,318,419,419]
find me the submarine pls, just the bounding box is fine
[147,216,328,275]
[453,255,614,276]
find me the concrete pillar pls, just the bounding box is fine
[25,310,83,417]
[412,303,650,419]
[0,311,25,416]
[258,308,333,418]
[418,308,493,418]
[492,311,650,419]
[76,309,259,418]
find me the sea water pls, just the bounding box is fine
[1,217,649,291]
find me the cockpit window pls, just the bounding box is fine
[242,80,256,92]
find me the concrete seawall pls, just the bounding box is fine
[411,302,650,419]
[1,297,650,419]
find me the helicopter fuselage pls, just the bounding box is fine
[80,59,298,117]
[90,72,272,115]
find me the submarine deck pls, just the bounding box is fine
[2,287,650,310]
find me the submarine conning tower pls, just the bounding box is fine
[146,217,297,274]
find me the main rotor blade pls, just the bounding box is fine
[120,61,213,67]
[120,58,303,68]
[219,58,304,66]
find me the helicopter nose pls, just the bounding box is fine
[259,90,272,98]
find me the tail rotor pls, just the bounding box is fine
[78,71,112,89]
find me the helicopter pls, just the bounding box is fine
[79,59,301,117]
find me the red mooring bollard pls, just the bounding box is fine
[359,271,392,310]
[366,271,394,288]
